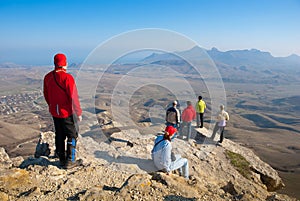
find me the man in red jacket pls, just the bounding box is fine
[43,53,82,169]
[179,101,196,140]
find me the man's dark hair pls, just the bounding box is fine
[198,96,202,100]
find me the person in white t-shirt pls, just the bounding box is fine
[210,105,229,144]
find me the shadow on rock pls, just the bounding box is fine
[94,150,157,173]
[164,195,197,201]
[19,157,60,169]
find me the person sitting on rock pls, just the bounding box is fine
[151,126,189,179]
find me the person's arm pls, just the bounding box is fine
[181,109,186,122]
[165,109,169,121]
[195,102,199,113]
[226,112,230,121]
[192,107,196,120]
[161,143,172,173]
[66,75,82,118]
[217,112,222,121]
[43,76,49,105]
[176,108,180,124]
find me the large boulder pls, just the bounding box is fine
[0,147,12,169]
[224,140,284,191]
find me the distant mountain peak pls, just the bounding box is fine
[189,45,203,51]
[287,53,300,59]
[250,48,260,52]
[211,47,219,51]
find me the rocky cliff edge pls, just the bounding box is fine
[0,126,297,201]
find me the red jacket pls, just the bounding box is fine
[43,68,82,118]
[181,105,196,122]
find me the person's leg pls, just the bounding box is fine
[64,115,78,162]
[178,121,183,137]
[219,126,225,143]
[182,158,189,179]
[196,113,200,127]
[179,121,187,138]
[210,122,219,141]
[173,154,182,175]
[170,156,189,179]
[53,117,67,164]
[187,122,192,140]
[200,113,204,128]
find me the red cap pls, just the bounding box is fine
[54,53,67,67]
[165,126,177,136]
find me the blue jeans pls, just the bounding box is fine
[170,154,189,179]
[179,121,192,140]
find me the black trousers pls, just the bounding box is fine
[53,115,78,162]
[200,113,204,127]
[196,113,204,127]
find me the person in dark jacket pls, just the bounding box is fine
[43,53,82,169]
[165,100,180,128]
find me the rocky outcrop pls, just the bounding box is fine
[0,127,297,201]
[224,140,284,191]
[197,128,284,191]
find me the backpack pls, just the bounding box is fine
[166,108,177,124]
[34,134,50,158]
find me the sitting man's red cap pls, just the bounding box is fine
[165,126,177,136]
[54,53,67,67]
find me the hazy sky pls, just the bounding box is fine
[0,0,299,65]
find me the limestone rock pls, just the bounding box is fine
[0,192,9,201]
[10,156,24,167]
[0,147,12,169]
[224,140,284,191]
[0,168,31,196]
[0,126,297,201]
[34,132,55,158]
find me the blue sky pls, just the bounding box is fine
[0,0,299,65]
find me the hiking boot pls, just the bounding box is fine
[187,175,197,185]
[64,159,83,169]
[127,141,134,147]
[59,160,66,167]
[216,141,222,147]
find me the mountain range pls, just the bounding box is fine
[1,47,300,73]
[142,46,300,72]
[103,47,298,84]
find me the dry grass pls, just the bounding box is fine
[225,150,251,180]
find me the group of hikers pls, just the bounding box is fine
[43,53,230,177]
[151,96,229,179]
